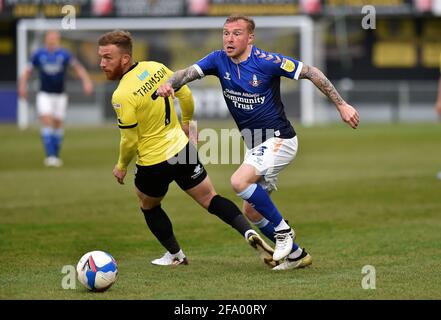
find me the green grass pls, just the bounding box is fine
[1,121,441,299]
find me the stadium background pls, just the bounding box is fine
[1,0,441,125]
[1,0,441,302]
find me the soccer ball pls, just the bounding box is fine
[76,250,118,292]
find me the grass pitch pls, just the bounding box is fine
[1,121,440,300]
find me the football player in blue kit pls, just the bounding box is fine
[19,30,93,167]
[157,14,360,270]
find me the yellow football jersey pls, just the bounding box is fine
[112,61,194,168]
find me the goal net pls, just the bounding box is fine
[17,16,314,129]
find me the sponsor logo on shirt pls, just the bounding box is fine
[137,70,150,81]
[280,58,295,73]
[41,55,65,75]
[224,72,231,80]
[223,88,266,110]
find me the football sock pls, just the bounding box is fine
[254,217,299,252]
[208,195,251,236]
[274,219,290,232]
[41,127,55,157]
[253,217,276,242]
[51,128,64,157]
[142,205,180,254]
[288,247,303,259]
[237,184,284,227]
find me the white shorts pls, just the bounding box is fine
[36,91,68,120]
[243,136,298,192]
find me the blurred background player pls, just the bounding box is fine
[98,30,274,267]
[436,52,441,180]
[18,30,93,167]
[158,14,359,270]
[435,52,441,120]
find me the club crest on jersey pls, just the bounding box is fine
[137,70,150,81]
[113,103,121,109]
[249,74,262,87]
[281,58,295,73]
[224,72,231,80]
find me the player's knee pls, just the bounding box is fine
[140,204,161,214]
[139,198,161,211]
[53,119,63,129]
[199,192,216,210]
[230,174,247,193]
[40,115,52,127]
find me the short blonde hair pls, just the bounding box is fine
[98,30,133,55]
[224,14,255,33]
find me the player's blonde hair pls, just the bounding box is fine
[98,30,132,55]
[224,14,255,34]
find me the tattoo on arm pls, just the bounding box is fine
[299,64,344,106]
[168,66,200,90]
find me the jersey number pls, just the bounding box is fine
[164,96,170,126]
[151,92,171,126]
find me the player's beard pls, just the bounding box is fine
[106,62,125,80]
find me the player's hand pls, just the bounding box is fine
[181,122,190,136]
[157,83,175,99]
[113,165,127,185]
[337,103,359,129]
[83,80,94,96]
[182,121,198,145]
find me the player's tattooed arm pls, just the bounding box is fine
[299,64,345,106]
[167,66,201,90]
[300,64,360,129]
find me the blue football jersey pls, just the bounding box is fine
[30,48,73,93]
[194,46,303,147]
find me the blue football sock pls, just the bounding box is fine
[254,217,276,242]
[51,128,64,157]
[254,217,299,252]
[41,127,55,157]
[237,183,284,226]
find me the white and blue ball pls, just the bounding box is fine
[76,250,118,292]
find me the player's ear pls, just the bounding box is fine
[121,54,130,65]
[248,33,255,44]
